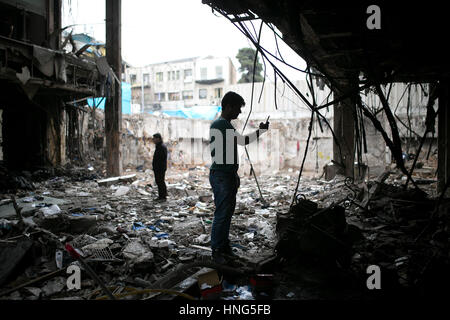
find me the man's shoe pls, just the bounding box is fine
[212,249,228,265]
[221,246,238,259]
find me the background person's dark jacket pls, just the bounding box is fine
[152,142,167,171]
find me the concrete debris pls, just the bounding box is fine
[0,165,448,300]
[24,287,42,297]
[122,239,154,268]
[41,277,66,297]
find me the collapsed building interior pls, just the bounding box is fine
[0,0,449,301]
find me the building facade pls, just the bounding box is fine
[124,56,237,112]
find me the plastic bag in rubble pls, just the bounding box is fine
[194,234,210,244]
[113,186,130,197]
[236,286,254,300]
[40,204,61,216]
[245,218,274,239]
[195,202,209,211]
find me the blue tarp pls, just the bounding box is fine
[72,34,104,46]
[159,105,221,120]
[87,82,132,114]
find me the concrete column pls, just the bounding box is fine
[438,80,450,192]
[0,109,3,161]
[333,93,356,178]
[47,0,61,49]
[105,0,122,176]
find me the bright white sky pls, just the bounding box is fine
[62,0,307,81]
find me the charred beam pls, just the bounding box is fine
[105,0,122,176]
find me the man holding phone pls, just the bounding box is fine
[209,91,270,264]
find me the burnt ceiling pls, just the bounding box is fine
[203,0,449,91]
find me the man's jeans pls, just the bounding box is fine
[209,170,240,251]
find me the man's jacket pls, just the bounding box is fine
[152,143,167,171]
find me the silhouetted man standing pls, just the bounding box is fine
[209,91,270,264]
[152,133,167,201]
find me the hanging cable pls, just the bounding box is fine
[242,19,263,134]
[215,8,347,176]
[291,111,315,208]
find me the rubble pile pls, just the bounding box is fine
[275,197,363,268]
[345,175,450,297]
[0,166,300,300]
[0,165,35,192]
[272,169,449,298]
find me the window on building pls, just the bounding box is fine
[156,72,163,82]
[182,90,193,100]
[200,67,207,80]
[184,69,193,83]
[199,89,207,99]
[168,71,177,81]
[155,92,166,101]
[169,92,180,101]
[176,70,180,80]
[130,74,137,85]
[143,73,150,85]
[215,66,223,79]
[214,88,223,99]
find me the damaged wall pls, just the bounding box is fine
[78,109,333,175]
[361,83,438,176]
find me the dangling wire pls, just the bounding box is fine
[242,20,263,134]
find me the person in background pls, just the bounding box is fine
[152,133,168,201]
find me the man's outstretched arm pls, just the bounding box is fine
[236,121,270,146]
